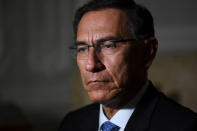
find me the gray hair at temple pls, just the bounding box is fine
[73,0,155,41]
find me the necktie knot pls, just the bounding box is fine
[101,121,120,131]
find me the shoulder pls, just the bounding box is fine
[65,102,99,120]
[157,92,196,116]
[58,103,99,131]
[151,89,197,130]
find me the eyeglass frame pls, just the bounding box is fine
[69,37,144,60]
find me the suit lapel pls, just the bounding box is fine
[80,103,100,131]
[124,82,159,131]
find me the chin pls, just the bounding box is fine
[87,90,111,103]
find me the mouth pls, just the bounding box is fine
[87,80,109,85]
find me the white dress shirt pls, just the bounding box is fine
[98,81,149,131]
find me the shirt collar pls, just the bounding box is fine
[98,81,149,131]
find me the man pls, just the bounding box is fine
[59,0,197,130]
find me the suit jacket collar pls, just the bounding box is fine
[124,81,159,131]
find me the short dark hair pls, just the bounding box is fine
[73,0,155,40]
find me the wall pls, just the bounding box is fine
[0,0,75,130]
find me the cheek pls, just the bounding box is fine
[103,48,144,88]
[104,55,129,88]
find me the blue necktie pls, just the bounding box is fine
[101,121,120,131]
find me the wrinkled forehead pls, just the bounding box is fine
[76,8,130,44]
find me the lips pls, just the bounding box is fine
[87,79,109,85]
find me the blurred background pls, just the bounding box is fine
[0,0,196,131]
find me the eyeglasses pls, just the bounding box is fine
[69,38,143,60]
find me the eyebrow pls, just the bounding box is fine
[75,36,121,46]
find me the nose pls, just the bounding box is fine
[86,48,105,72]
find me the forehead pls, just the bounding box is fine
[77,8,130,42]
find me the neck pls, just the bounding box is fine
[102,104,119,119]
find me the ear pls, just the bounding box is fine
[143,37,158,69]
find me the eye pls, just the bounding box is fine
[77,46,88,53]
[102,41,116,49]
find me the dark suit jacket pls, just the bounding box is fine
[59,82,197,131]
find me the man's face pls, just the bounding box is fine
[76,8,147,104]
